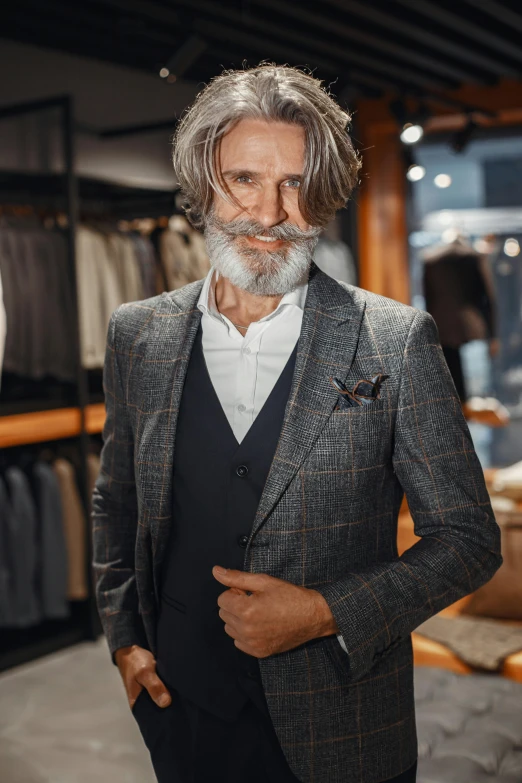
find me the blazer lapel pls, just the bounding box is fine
[138,281,204,585]
[252,263,366,538]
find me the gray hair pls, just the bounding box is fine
[172,63,362,229]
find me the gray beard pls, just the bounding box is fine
[203,220,319,296]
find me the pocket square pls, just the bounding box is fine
[330,373,389,410]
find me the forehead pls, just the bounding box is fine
[219,118,305,171]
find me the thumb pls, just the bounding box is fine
[212,566,266,592]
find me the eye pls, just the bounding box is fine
[284,179,301,189]
[236,175,252,184]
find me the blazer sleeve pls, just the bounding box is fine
[92,307,149,663]
[313,309,502,681]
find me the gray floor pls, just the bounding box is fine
[0,637,155,783]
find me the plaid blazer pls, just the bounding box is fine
[92,263,502,783]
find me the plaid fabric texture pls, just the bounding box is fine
[92,263,502,783]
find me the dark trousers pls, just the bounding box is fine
[131,683,417,783]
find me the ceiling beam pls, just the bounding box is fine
[196,19,401,93]
[324,0,518,78]
[174,0,453,91]
[189,5,444,88]
[250,0,476,85]
[395,0,522,65]
[90,0,179,26]
[462,0,522,34]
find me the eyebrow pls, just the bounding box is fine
[221,169,302,181]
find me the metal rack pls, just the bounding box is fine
[0,95,176,671]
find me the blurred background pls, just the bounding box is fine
[0,2,522,782]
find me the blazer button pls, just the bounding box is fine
[236,464,249,478]
[238,535,249,548]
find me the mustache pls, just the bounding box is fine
[207,214,321,242]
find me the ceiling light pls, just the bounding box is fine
[159,67,169,78]
[451,116,478,154]
[406,164,426,182]
[504,238,520,257]
[400,123,424,144]
[434,173,452,188]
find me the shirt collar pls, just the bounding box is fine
[197,266,308,326]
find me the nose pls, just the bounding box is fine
[250,184,288,229]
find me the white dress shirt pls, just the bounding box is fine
[196,267,349,655]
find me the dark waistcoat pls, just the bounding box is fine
[155,324,298,722]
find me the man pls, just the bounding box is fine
[92,65,502,783]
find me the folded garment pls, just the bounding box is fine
[415,615,522,671]
[493,460,522,500]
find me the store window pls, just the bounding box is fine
[407,130,522,469]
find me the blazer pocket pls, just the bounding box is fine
[324,635,352,678]
[333,397,385,414]
[161,593,187,613]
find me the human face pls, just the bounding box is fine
[205,119,320,295]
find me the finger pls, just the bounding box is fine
[218,606,240,624]
[129,684,143,710]
[139,671,172,708]
[212,566,268,591]
[218,591,255,620]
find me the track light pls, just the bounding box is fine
[161,35,207,81]
[403,145,425,182]
[451,115,477,154]
[400,123,424,144]
[406,164,426,182]
[390,99,429,145]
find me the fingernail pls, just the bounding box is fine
[158,694,170,707]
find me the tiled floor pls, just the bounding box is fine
[0,637,155,783]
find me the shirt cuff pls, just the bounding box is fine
[337,633,348,654]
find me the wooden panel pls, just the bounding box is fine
[0,407,82,448]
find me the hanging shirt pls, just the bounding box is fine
[196,266,349,655]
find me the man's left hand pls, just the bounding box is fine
[212,566,339,658]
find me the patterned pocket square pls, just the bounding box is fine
[330,373,389,410]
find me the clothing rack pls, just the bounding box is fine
[0,95,179,672]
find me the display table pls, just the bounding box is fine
[398,508,522,683]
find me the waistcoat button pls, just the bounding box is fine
[236,464,249,477]
[238,535,249,547]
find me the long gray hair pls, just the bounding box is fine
[172,64,362,229]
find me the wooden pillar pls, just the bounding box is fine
[355,104,410,304]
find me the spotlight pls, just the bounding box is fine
[401,123,424,144]
[390,99,428,145]
[164,35,207,79]
[406,164,426,182]
[504,238,520,257]
[434,173,452,188]
[159,67,169,78]
[451,115,478,154]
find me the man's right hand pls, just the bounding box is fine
[114,645,172,711]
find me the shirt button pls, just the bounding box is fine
[236,464,249,478]
[237,403,246,413]
[238,535,249,547]
[243,347,251,355]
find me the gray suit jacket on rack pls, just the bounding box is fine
[92,263,502,783]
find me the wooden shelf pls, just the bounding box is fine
[85,403,106,434]
[0,407,82,448]
[0,403,106,448]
